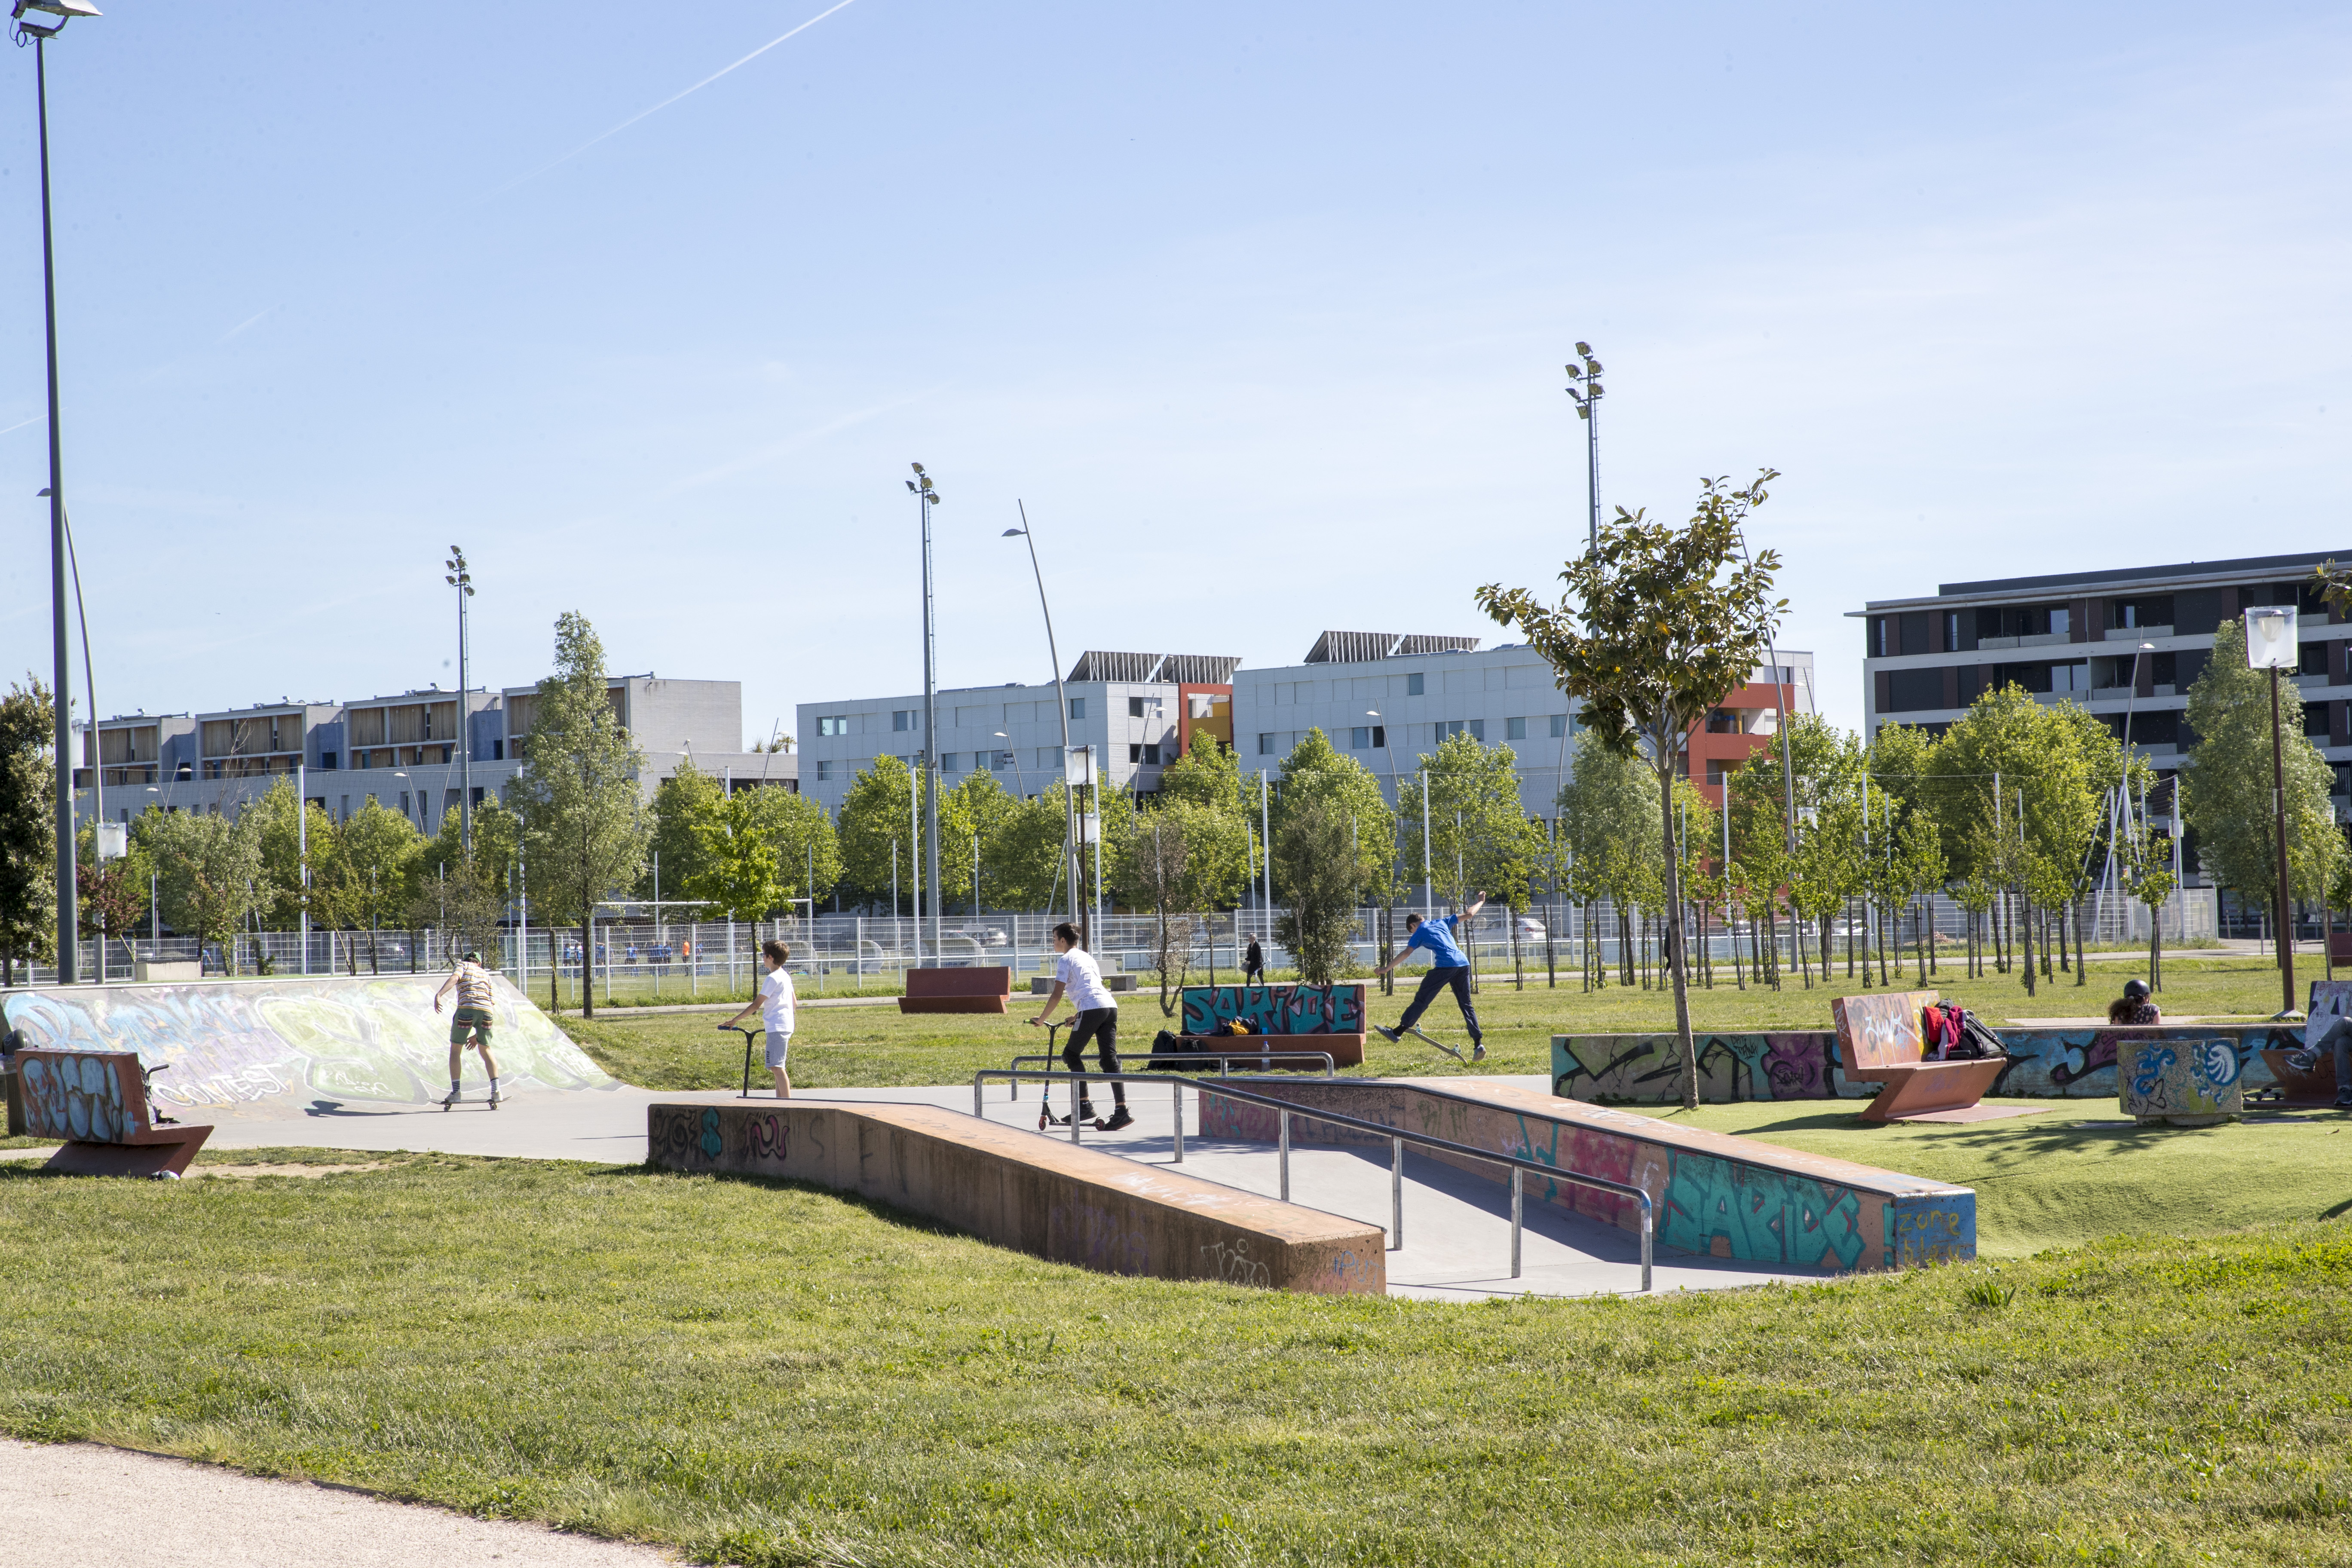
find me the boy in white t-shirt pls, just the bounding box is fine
[1030,921,1130,1131]
[720,938,797,1097]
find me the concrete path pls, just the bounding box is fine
[0,1438,677,1566]
[172,1073,1828,1300]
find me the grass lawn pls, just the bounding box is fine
[561,956,2312,1094]
[1,1148,2346,1566]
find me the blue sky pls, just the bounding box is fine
[1,1,2346,743]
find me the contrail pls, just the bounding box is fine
[486,0,864,199]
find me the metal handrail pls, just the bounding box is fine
[1001,1048,1335,1098]
[968,1069,1653,1292]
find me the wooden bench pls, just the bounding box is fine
[13,1048,212,1177]
[1831,991,2012,1123]
[899,965,1012,1014]
[1164,984,1366,1070]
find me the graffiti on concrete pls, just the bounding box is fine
[1831,991,1936,1070]
[1992,1027,2285,1099]
[2,974,611,1113]
[2118,1037,2243,1123]
[1052,1197,1151,1277]
[16,1050,138,1142]
[1180,984,1364,1037]
[1662,1152,1868,1271]
[1199,1237,1271,1287]
[1552,1032,1840,1104]
[1892,1196,1975,1268]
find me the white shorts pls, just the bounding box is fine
[763,1030,793,1069]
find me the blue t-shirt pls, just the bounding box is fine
[1405,914,1468,968]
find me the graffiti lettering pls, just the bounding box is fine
[1199,1237,1271,1288]
[1180,984,1365,1040]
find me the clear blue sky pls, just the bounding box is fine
[2,2,2346,743]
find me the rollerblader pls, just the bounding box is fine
[1370,894,1487,1063]
[1030,922,1132,1131]
[720,940,797,1098]
[432,950,503,1108]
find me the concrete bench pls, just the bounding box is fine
[899,965,1012,1014]
[1831,991,2012,1123]
[1028,973,1136,994]
[13,1048,212,1177]
[1170,983,1365,1070]
[1199,1075,1975,1272]
[648,1099,1384,1293]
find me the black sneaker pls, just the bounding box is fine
[1074,1103,1099,1125]
[1097,1106,1136,1132]
[2335,1093,2352,1110]
[1374,1025,1401,1044]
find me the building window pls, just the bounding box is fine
[817,716,847,736]
[1706,758,1741,786]
[1350,726,1370,749]
[815,760,833,781]
[319,751,337,770]
[2049,606,2071,637]
[1144,742,1161,765]
[941,753,959,773]
[1069,697,1086,720]
[1129,744,1141,763]
[1549,714,1568,738]
[1439,719,1485,742]
[893,709,921,732]
[1705,708,1738,734]
[1943,611,1959,650]
[1406,673,1424,696]
[1506,717,1528,741]
[2052,662,2091,692]
[1872,619,1889,657]
[1258,732,1276,754]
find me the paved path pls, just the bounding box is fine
[0,1438,677,1566]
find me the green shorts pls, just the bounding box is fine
[449,1005,495,1047]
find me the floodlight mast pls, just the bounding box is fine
[446,546,475,856]
[908,465,943,963]
[1564,342,1604,554]
[18,0,102,981]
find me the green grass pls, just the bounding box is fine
[560,956,2313,1093]
[1654,1100,2352,1256]
[2,1152,2347,1566]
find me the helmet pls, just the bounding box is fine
[462,949,483,965]
[2122,978,2150,1001]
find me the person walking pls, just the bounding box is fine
[432,949,503,1107]
[1031,921,1132,1130]
[1371,893,1487,1062]
[1243,935,1266,985]
[719,939,797,1097]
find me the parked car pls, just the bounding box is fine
[1514,917,1547,941]
[960,926,1009,947]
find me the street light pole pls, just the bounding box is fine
[1005,504,1081,935]
[908,465,943,963]
[21,0,102,981]
[446,547,475,856]
[2244,606,2300,1017]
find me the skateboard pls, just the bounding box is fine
[1378,1024,1479,1064]
[441,1093,501,1112]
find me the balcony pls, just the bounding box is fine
[2015,631,2072,647]
[2103,624,2173,641]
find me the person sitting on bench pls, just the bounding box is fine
[1370,894,1486,1062]
[2106,979,2160,1027]
[2297,991,2352,1109]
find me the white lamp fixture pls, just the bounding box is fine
[2245,606,2297,669]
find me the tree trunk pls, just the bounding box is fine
[1657,761,1698,1111]
[2020,893,2037,996]
[582,919,596,1018]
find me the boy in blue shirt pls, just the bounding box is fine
[1371,893,1486,1062]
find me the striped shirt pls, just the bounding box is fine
[453,962,495,1011]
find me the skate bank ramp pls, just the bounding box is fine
[3,973,612,1120]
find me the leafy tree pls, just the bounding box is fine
[1124,806,1200,1013]
[2183,617,2342,955]
[1402,730,1544,911]
[318,799,421,973]
[750,785,841,913]
[1479,471,1785,1108]
[75,820,151,970]
[507,612,650,1015]
[691,787,781,923]
[0,678,56,982]
[248,780,337,931]
[980,784,1073,915]
[146,807,268,974]
[1152,734,1253,911]
[1556,733,1655,989]
[1270,729,1395,900]
[1274,796,1363,985]
[641,760,724,906]
[837,754,919,913]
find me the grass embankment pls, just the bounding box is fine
[2,1151,2346,1566]
[562,956,2308,1093]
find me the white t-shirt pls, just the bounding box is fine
[1056,948,1116,1013]
[760,967,796,1036]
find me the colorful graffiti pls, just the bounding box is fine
[16,1050,141,1142]
[2118,1037,2243,1123]
[1553,1032,1841,1104]
[1180,984,1363,1037]
[1831,991,1937,1070]
[1202,1077,1974,1272]
[3,974,613,1114]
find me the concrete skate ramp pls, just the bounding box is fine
[3,974,612,1119]
[650,1100,1387,1294]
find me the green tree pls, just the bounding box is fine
[1479,471,1785,1108]
[838,755,919,913]
[75,820,152,972]
[946,771,1020,913]
[986,784,1078,915]
[1556,732,1655,990]
[508,612,651,1016]
[248,779,337,931]
[2183,618,2343,961]
[690,788,781,924]
[0,678,56,982]
[146,807,268,974]
[1402,730,1544,911]
[1271,729,1395,899]
[641,760,724,906]
[318,799,421,973]
[749,786,840,913]
[1273,795,1367,985]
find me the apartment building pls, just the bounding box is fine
[1230,631,1816,814]
[77,675,790,834]
[794,652,1240,818]
[1853,549,2352,854]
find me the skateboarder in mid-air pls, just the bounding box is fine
[1370,894,1486,1063]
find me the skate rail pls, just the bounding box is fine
[970,1069,1653,1292]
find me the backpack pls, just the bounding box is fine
[1921,1002,1964,1059]
[1223,1017,1259,1037]
[1151,1028,1211,1073]
[1953,1009,2007,1061]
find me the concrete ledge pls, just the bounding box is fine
[1200,1076,1974,1273]
[647,1100,1385,1294]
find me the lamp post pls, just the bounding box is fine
[1004,505,1082,937]
[445,547,475,856]
[1563,341,1604,554]
[20,0,100,981]
[906,464,944,963]
[2245,606,2300,1017]
[994,732,1026,797]
[1369,708,1402,991]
